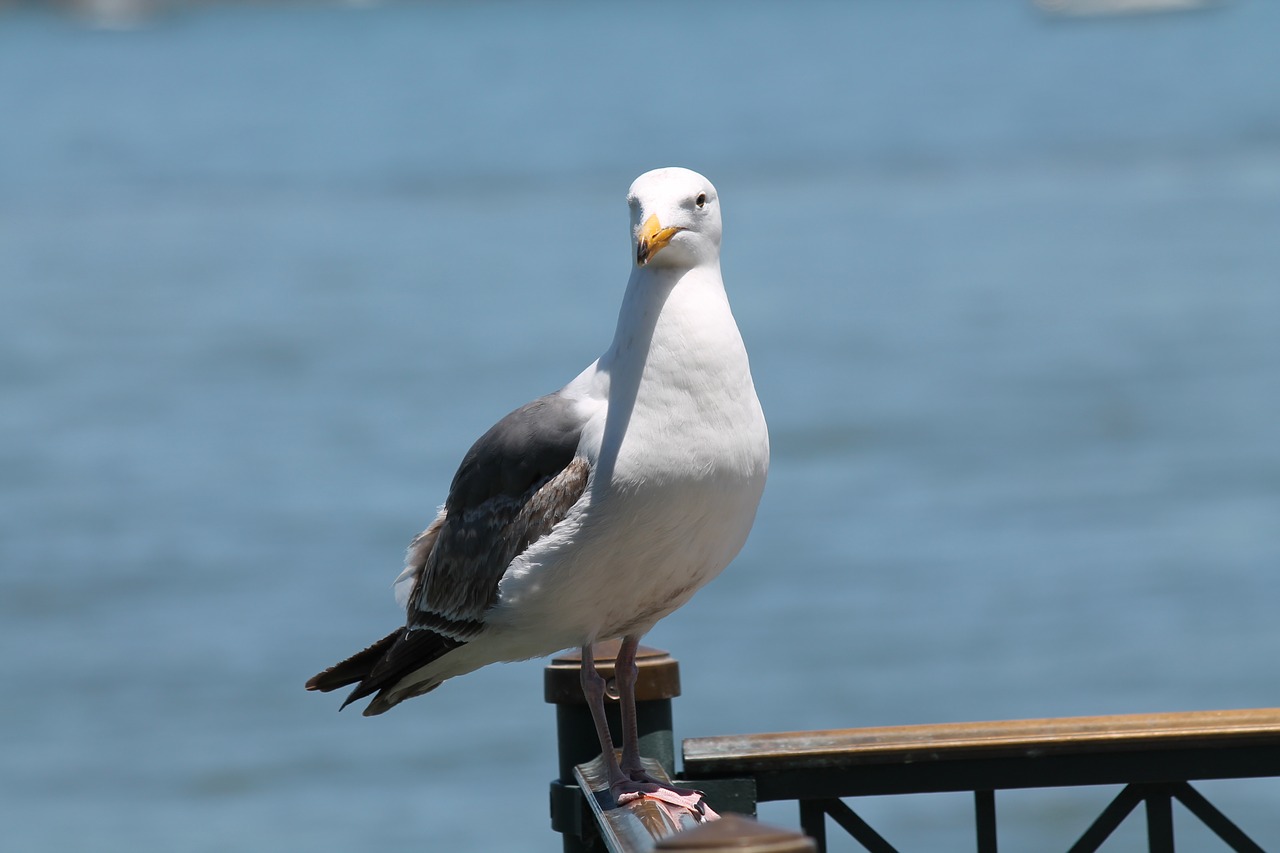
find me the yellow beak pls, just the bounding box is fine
[635,214,684,266]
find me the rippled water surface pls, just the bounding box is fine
[3,1,1279,850]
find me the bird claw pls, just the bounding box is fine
[612,775,718,820]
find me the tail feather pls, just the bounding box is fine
[305,630,401,693]
[306,627,466,715]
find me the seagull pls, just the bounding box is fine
[306,167,769,812]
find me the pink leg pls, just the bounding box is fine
[611,635,712,816]
[615,635,645,777]
[580,644,630,793]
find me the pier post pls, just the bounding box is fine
[546,642,681,852]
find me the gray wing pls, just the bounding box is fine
[405,392,590,639]
[305,391,591,716]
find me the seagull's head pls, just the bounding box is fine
[627,167,721,270]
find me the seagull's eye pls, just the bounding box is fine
[695,193,707,208]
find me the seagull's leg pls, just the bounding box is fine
[614,634,647,777]
[612,635,712,815]
[579,643,630,793]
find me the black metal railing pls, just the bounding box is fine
[682,708,1280,852]
[547,648,1280,853]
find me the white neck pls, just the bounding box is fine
[589,261,758,485]
[603,260,734,375]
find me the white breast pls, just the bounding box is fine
[487,262,769,652]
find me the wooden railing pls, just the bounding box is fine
[681,708,1280,852]
[546,649,1280,853]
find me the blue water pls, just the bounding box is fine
[3,1,1279,850]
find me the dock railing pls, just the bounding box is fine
[546,647,1280,853]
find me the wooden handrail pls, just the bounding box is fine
[683,708,1280,852]
[682,707,1280,802]
[572,755,813,853]
[573,755,704,851]
[684,708,1280,772]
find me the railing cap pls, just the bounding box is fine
[544,641,681,704]
[655,814,816,852]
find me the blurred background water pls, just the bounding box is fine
[2,0,1278,850]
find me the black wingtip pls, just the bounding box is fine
[307,627,465,714]
[305,629,403,694]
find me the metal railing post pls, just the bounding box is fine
[546,642,681,853]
